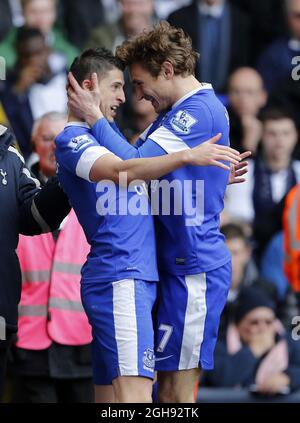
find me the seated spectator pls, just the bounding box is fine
[123,97,157,143]
[268,81,300,160]
[154,0,192,19]
[168,0,251,93]
[87,0,156,52]
[227,67,267,154]
[219,224,295,338]
[87,0,157,135]
[225,108,300,254]
[0,0,78,72]
[11,112,93,403]
[257,0,300,93]
[0,0,18,42]
[261,232,291,302]
[60,0,105,50]
[0,27,67,159]
[204,286,300,395]
[230,0,286,63]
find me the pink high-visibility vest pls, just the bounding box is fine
[17,209,92,350]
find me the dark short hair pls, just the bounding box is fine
[260,108,296,125]
[15,26,44,50]
[70,48,124,85]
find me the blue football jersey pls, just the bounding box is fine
[90,85,231,274]
[55,122,158,283]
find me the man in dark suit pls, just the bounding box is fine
[168,0,251,93]
[0,0,12,42]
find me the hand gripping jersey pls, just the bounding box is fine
[55,122,158,283]
[90,85,231,274]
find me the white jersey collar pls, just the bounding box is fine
[65,121,90,129]
[172,83,213,110]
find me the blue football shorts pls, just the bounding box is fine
[81,278,157,385]
[154,261,232,371]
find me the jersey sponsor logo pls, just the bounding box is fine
[68,134,93,152]
[143,348,155,372]
[170,110,197,134]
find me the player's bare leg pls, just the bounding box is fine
[94,385,115,403]
[157,368,201,403]
[112,376,153,403]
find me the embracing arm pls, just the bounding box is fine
[89,133,236,184]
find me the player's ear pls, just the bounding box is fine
[161,61,174,80]
[82,79,92,90]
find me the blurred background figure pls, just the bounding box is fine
[0,27,67,159]
[10,112,93,403]
[123,97,157,143]
[168,0,251,94]
[87,0,157,137]
[203,287,300,396]
[230,0,286,63]
[61,0,105,50]
[0,0,78,73]
[225,108,300,257]
[218,224,297,340]
[257,0,300,94]
[87,0,156,52]
[283,183,300,311]
[154,0,191,19]
[227,67,267,154]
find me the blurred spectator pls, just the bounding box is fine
[61,0,105,49]
[257,0,300,93]
[227,67,267,154]
[6,0,24,27]
[87,0,156,52]
[154,0,192,19]
[10,113,93,403]
[261,232,292,302]
[283,184,300,310]
[87,0,157,135]
[0,0,78,72]
[0,1,19,42]
[0,104,9,127]
[0,27,67,159]
[204,286,300,395]
[219,224,296,338]
[123,97,157,143]
[230,0,286,63]
[268,81,300,160]
[168,0,251,93]
[101,0,120,23]
[225,109,300,254]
